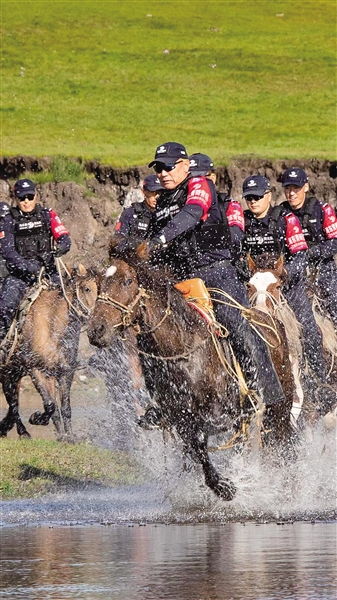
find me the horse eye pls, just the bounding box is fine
[125,278,133,286]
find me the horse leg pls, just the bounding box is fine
[175,415,236,501]
[29,370,62,434]
[57,371,75,438]
[1,375,31,438]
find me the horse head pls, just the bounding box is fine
[71,264,99,316]
[87,259,140,347]
[247,253,286,309]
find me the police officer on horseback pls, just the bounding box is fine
[0,179,71,341]
[242,173,336,411]
[112,174,163,255]
[144,141,288,414]
[281,167,337,329]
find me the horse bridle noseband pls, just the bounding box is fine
[97,287,149,328]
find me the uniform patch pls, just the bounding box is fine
[0,231,5,239]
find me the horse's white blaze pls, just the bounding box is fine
[105,265,117,278]
[250,272,278,307]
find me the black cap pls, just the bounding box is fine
[242,175,271,197]
[13,178,36,198]
[189,153,214,176]
[148,142,188,168]
[143,174,164,192]
[282,167,308,187]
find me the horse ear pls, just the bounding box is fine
[72,263,87,277]
[136,241,150,262]
[273,255,284,276]
[247,254,257,273]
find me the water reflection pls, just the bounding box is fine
[1,522,336,599]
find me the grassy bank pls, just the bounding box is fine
[0,439,138,499]
[1,1,335,164]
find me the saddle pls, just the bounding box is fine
[174,278,223,335]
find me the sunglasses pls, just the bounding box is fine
[18,194,35,201]
[154,160,183,174]
[245,195,265,202]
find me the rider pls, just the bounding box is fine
[241,174,335,411]
[0,202,10,281]
[112,174,163,253]
[144,141,288,414]
[0,178,71,341]
[281,167,337,329]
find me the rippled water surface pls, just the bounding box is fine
[1,522,336,600]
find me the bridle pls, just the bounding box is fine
[97,286,149,328]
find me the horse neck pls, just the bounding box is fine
[139,287,203,355]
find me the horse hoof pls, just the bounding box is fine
[0,430,8,438]
[29,411,50,426]
[213,478,236,501]
[19,431,31,439]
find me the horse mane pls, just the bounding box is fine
[253,252,280,269]
[312,293,337,357]
[133,260,209,333]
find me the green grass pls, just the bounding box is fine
[0,438,138,499]
[1,0,336,164]
[22,155,88,184]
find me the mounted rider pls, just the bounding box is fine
[281,167,337,329]
[241,173,336,412]
[112,174,163,254]
[0,202,10,281]
[144,141,287,413]
[0,179,71,341]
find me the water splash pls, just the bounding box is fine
[1,343,336,526]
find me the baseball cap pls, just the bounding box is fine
[242,175,271,197]
[13,178,36,198]
[148,142,188,168]
[281,167,308,187]
[143,174,164,192]
[189,153,214,176]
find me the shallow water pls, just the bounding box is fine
[1,522,336,600]
[1,344,336,599]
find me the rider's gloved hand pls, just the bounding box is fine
[54,234,71,257]
[136,237,166,261]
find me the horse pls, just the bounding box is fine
[246,253,337,424]
[87,256,293,501]
[0,265,98,439]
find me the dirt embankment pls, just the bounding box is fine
[0,156,336,267]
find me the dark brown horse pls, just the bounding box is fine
[87,257,293,501]
[0,265,98,439]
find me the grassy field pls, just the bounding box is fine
[0,438,138,499]
[1,0,336,165]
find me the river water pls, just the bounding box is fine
[1,521,336,600]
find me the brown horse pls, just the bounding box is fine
[87,257,293,501]
[246,253,337,421]
[0,265,98,439]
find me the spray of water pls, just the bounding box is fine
[1,342,336,526]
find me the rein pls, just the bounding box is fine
[55,258,92,320]
[97,287,149,328]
